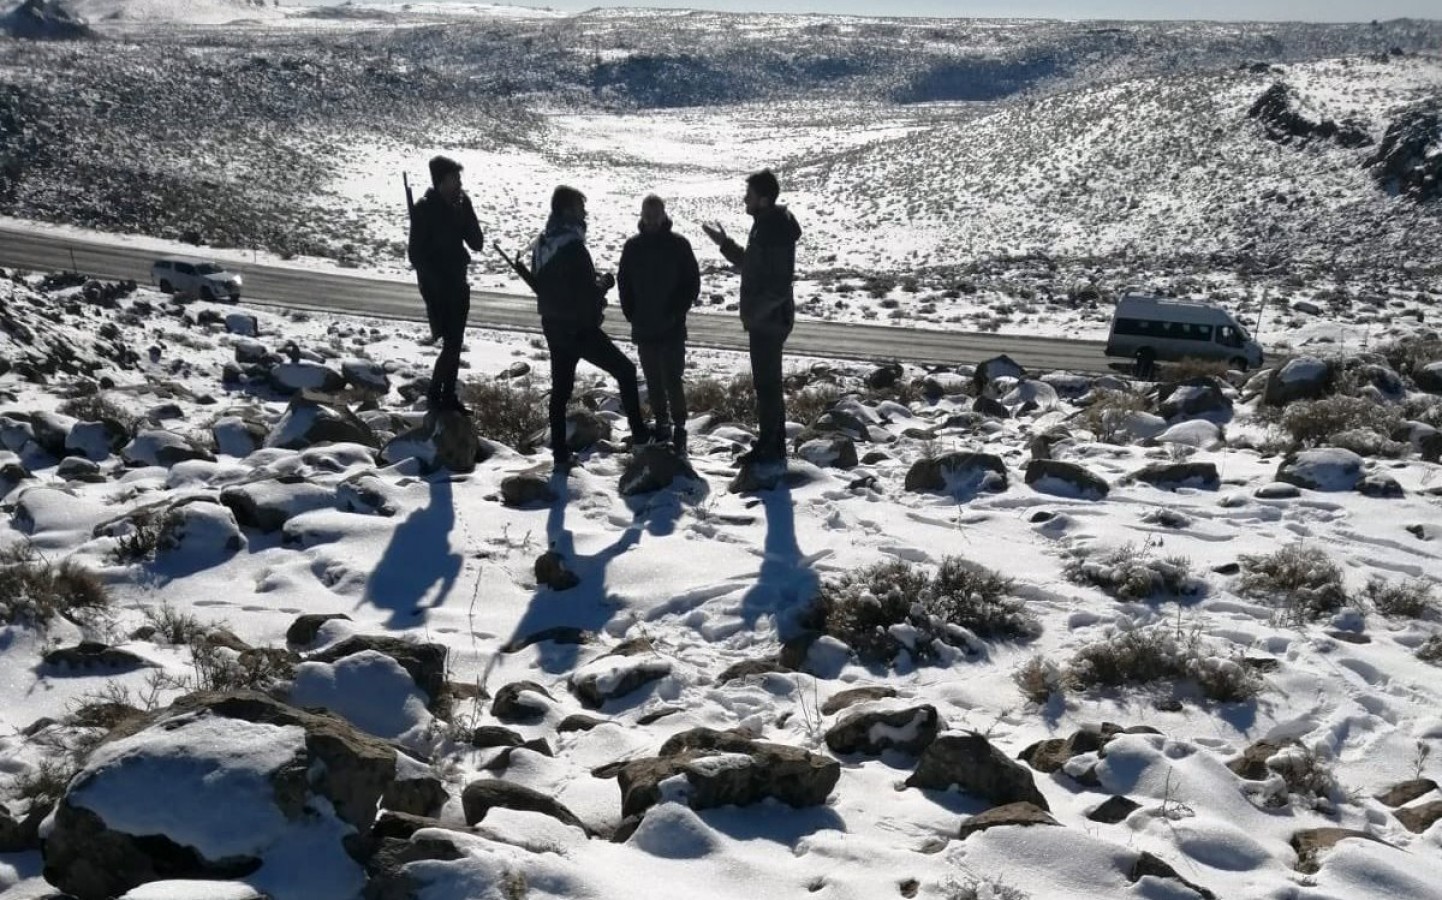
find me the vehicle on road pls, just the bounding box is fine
[1105,293,1263,377]
[151,257,242,302]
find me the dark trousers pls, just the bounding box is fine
[544,320,644,455]
[636,334,687,429]
[425,283,469,404]
[748,328,789,458]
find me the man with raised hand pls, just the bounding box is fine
[532,185,650,469]
[618,195,701,454]
[407,155,484,414]
[702,169,803,466]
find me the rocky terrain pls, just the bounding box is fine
[3,266,1442,898]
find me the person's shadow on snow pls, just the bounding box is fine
[507,470,645,674]
[740,485,818,638]
[363,476,462,628]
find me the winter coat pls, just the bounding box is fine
[719,204,802,337]
[531,216,607,330]
[618,219,700,343]
[407,188,484,295]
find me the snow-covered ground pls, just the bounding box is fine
[3,265,1442,899]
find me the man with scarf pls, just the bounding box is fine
[407,155,484,414]
[618,195,700,454]
[702,169,803,465]
[532,185,650,468]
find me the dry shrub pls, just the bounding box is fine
[1418,636,1442,665]
[1377,337,1442,378]
[1064,544,1199,601]
[1013,655,1064,704]
[812,557,1038,665]
[1238,545,1348,624]
[458,377,548,452]
[0,544,110,628]
[787,384,841,428]
[1163,357,1233,381]
[57,394,139,434]
[1076,390,1150,444]
[687,374,757,427]
[1277,397,1402,454]
[107,508,177,565]
[1064,625,1262,703]
[1363,576,1435,619]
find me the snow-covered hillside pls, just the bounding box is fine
[3,263,1442,899]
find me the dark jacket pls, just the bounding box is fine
[719,204,802,336]
[532,217,606,330]
[618,219,700,343]
[408,188,484,294]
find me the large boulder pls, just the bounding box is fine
[568,653,673,709]
[341,359,390,396]
[974,355,1024,394]
[616,728,840,819]
[1264,357,1332,406]
[268,362,346,396]
[382,411,483,475]
[212,417,269,458]
[3,0,93,40]
[1158,377,1232,420]
[265,399,377,451]
[619,445,701,496]
[1275,448,1365,492]
[906,731,1049,810]
[66,419,129,461]
[122,431,214,468]
[460,780,587,833]
[1128,462,1220,491]
[42,690,395,900]
[904,451,1007,495]
[156,499,246,560]
[824,703,942,756]
[1025,459,1109,500]
[795,437,859,470]
[305,635,447,707]
[1417,362,1442,395]
[220,479,336,533]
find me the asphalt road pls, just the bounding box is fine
[0,224,1115,373]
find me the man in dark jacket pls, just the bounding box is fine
[408,155,484,414]
[702,169,802,465]
[533,185,649,467]
[618,195,700,453]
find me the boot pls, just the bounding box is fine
[671,425,687,455]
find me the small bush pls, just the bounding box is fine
[787,384,841,428]
[1164,357,1233,381]
[57,394,139,433]
[688,374,757,427]
[812,557,1038,665]
[107,509,176,565]
[458,377,549,453]
[1064,626,1263,703]
[1013,655,1063,704]
[1064,544,1199,601]
[1277,397,1402,454]
[1076,390,1150,444]
[1377,337,1442,378]
[1363,576,1435,619]
[0,545,110,628]
[1238,545,1348,624]
[190,642,294,693]
[1418,636,1442,665]
[11,758,78,814]
[1270,743,1339,806]
[141,603,208,645]
[946,874,1030,900]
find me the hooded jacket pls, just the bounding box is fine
[618,218,700,343]
[407,188,484,293]
[719,204,802,337]
[531,215,606,329]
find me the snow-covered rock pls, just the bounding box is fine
[219,479,336,533]
[121,430,214,468]
[290,650,434,743]
[66,419,128,461]
[265,398,377,451]
[1275,448,1365,492]
[1264,356,1332,406]
[268,362,345,396]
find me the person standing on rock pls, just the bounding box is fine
[702,169,802,466]
[532,185,650,468]
[618,195,701,454]
[407,155,484,414]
